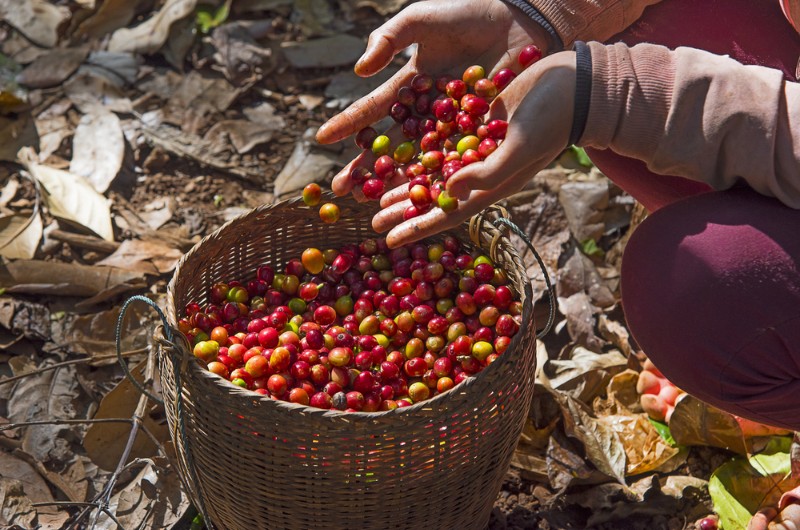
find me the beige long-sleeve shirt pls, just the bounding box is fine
[518,0,800,207]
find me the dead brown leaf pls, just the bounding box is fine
[540,344,627,403]
[16,47,88,88]
[63,69,133,114]
[558,179,609,243]
[669,394,754,454]
[69,109,126,193]
[108,0,198,55]
[96,239,183,275]
[84,359,169,471]
[0,0,70,48]
[0,112,39,162]
[557,292,606,352]
[203,118,285,155]
[75,0,148,39]
[211,21,275,85]
[0,211,42,260]
[0,477,37,528]
[0,452,69,527]
[63,306,147,364]
[0,260,145,298]
[557,248,615,308]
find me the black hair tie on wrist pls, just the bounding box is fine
[569,41,592,146]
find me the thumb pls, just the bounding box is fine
[354,3,427,76]
[445,132,529,200]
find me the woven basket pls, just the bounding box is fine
[157,194,539,530]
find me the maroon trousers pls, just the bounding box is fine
[588,0,800,430]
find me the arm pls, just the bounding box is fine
[504,0,662,49]
[576,42,800,207]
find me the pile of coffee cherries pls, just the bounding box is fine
[341,44,543,219]
[180,236,523,411]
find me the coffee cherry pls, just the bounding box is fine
[362,178,385,200]
[371,135,391,156]
[319,203,340,224]
[411,73,434,93]
[462,65,486,86]
[302,183,322,206]
[491,68,516,91]
[355,127,378,149]
[518,44,542,68]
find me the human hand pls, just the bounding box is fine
[315,0,552,166]
[374,50,576,248]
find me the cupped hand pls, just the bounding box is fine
[316,0,552,196]
[374,50,576,248]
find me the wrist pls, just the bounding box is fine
[498,0,564,54]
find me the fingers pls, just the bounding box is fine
[316,63,416,144]
[354,2,429,76]
[379,182,410,208]
[377,170,530,248]
[331,124,408,197]
[747,508,775,530]
[445,127,532,199]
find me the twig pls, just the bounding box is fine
[0,348,147,386]
[49,229,121,254]
[0,418,133,432]
[88,346,158,530]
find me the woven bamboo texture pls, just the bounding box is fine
[158,194,539,530]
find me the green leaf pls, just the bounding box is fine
[709,436,797,530]
[195,2,230,34]
[580,238,604,258]
[648,418,677,447]
[570,145,593,168]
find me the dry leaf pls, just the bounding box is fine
[63,69,133,114]
[345,0,407,16]
[7,362,82,463]
[19,147,114,241]
[0,296,51,341]
[0,212,42,260]
[557,292,606,352]
[273,132,342,197]
[558,179,609,243]
[63,306,147,364]
[0,478,37,528]
[75,0,147,39]
[0,112,39,162]
[600,413,680,476]
[540,345,627,403]
[16,47,88,88]
[94,457,188,530]
[0,0,70,48]
[0,452,70,527]
[108,0,198,54]
[36,114,72,161]
[0,259,145,298]
[204,118,285,154]
[84,51,139,86]
[211,21,274,85]
[669,394,752,454]
[69,110,126,193]
[281,34,366,69]
[557,248,615,308]
[96,239,183,275]
[84,359,169,471]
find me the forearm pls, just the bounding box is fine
[576,42,800,208]
[502,0,661,49]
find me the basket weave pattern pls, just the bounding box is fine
[159,195,538,530]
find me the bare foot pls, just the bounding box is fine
[748,503,800,530]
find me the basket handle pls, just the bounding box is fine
[115,295,215,529]
[469,208,556,339]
